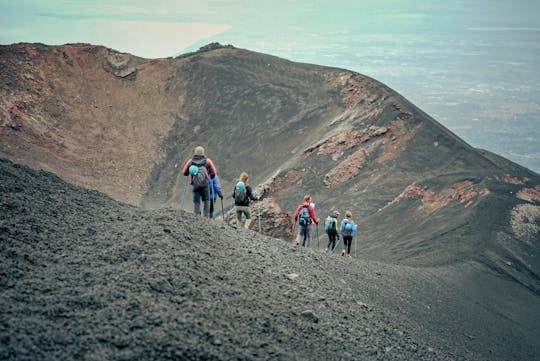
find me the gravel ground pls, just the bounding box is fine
[1,158,536,360]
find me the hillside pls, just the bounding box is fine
[2,157,538,361]
[1,42,539,359]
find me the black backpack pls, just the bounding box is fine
[191,161,209,190]
[298,206,311,227]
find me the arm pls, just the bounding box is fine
[339,220,345,233]
[214,176,223,198]
[181,159,192,176]
[247,186,258,201]
[206,158,217,178]
[309,207,319,224]
[293,205,301,222]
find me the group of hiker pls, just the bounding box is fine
[293,195,357,257]
[179,146,258,227]
[180,146,357,257]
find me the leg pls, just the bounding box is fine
[209,198,215,218]
[244,209,252,229]
[236,208,243,226]
[193,189,202,216]
[202,187,210,217]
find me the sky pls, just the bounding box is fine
[1,0,539,173]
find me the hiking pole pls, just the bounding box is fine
[257,203,262,235]
[180,176,188,211]
[220,197,225,220]
[292,221,297,244]
[354,234,357,258]
[313,225,318,249]
[211,184,216,218]
[332,235,341,253]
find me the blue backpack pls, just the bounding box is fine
[324,216,336,232]
[298,207,310,227]
[343,221,353,236]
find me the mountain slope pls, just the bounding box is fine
[1,42,539,359]
[2,157,539,360]
[0,158,470,360]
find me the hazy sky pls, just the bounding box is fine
[1,0,539,172]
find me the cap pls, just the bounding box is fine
[333,210,340,216]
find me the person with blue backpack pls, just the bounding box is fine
[208,175,223,219]
[339,210,356,257]
[293,195,319,247]
[180,146,218,217]
[232,172,258,228]
[324,210,340,252]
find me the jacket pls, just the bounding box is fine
[209,176,223,200]
[294,200,318,225]
[233,184,258,206]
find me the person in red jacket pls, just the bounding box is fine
[293,195,319,247]
[180,146,218,217]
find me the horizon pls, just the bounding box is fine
[1,0,539,173]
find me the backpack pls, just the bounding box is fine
[342,220,353,236]
[234,185,247,204]
[324,216,336,232]
[298,206,311,227]
[191,161,209,190]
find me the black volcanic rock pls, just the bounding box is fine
[1,157,539,360]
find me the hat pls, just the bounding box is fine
[194,146,205,155]
[333,210,340,216]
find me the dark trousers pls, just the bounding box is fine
[343,235,353,255]
[327,230,338,250]
[209,198,215,218]
[193,187,210,217]
[300,226,311,247]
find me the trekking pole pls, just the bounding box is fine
[354,233,358,258]
[220,197,225,220]
[292,221,297,244]
[211,184,216,218]
[332,235,341,253]
[257,203,262,235]
[180,176,188,210]
[314,225,319,249]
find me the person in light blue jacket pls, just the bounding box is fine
[208,175,223,219]
[339,210,356,257]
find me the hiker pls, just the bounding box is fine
[293,195,319,247]
[324,210,340,251]
[209,175,223,218]
[340,211,357,257]
[233,172,258,228]
[180,146,218,217]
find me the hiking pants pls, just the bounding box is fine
[193,186,210,217]
[327,230,338,250]
[236,205,251,225]
[300,226,311,247]
[209,198,216,218]
[343,235,353,255]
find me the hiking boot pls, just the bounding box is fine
[341,250,345,256]
[348,254,352,258]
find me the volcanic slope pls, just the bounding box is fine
[1,43,540,359]
[0,157,488,360]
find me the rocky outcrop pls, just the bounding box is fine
[103,50,137,79]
